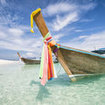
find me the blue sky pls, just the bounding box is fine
[0,0,105,60]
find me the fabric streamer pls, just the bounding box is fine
[39,32,57,85]
[39,45,44,79]
[41,42,48,85]
[30,8,41,33]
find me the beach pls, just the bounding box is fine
[0,59,19,65]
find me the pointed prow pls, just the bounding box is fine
[30,8,76,81]
[17,52,21,59]
[30,8,49,37]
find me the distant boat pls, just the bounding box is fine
[17,52,40,64]
[92,48,105,54]
[17,52,58,64]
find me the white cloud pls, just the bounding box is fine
[53,33,64,42]
[0,0,6,6]
[25,52,36,58]
[80,3,96,11]
[9,28,24,37]
[80,19,94,22]
[53,12,78,31]
[0,13,20,26]
[75,29,83,32]
[43,2,96,32]
[18,25,30,31]
[43,2,77,16]
[0,31,6,39]
[0,3,42,57]
[0,2,23,27]
[0,1,98,59]
[0,26,42,55]
[63,31,105,51]
[78,35,88,39]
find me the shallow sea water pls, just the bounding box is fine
[0,62,105,105]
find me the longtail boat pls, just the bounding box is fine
[30,8,105,80]
[17,52,40,64]
[17,52,58,64]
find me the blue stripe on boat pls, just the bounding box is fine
[55,45,105,59]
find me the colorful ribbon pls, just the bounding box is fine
[39,32,57,85]
[30,8,41,33]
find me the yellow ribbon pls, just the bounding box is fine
[30,8,41,33]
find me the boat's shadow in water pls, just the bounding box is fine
[0,74,3,76]
[30,73,105,101]
[30,74,70,101]
[36,85,51,102]
[30,81,51,102]
[30,74,71,87]
[72,73,105,85]
[30,73,105,86]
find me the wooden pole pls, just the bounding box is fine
[17,52,21,59]
[32,9,76,81]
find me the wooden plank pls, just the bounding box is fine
[57,49,73,75]
[57,49,76,81]
[17,52,21,59]
[33,12,48,37]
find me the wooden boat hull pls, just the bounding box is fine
[59,46,105,74]
[21,58,40,64]
[17,52,40,64]
[21,57,58,64]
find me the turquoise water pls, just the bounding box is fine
[0,62,105,105]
